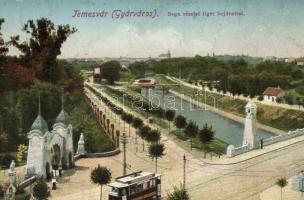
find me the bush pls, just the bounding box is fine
[174,115,187,129]
[167,185,190,200]
[257,96,263,101]
[32,178,50,200]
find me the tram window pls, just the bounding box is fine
[130,185,137,194]
[118,188,126,196]
[150,179,155,186]
[137,183,143,192]
[143,182,148,190]
[109,187,118,196]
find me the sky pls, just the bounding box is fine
[1,0,304,58]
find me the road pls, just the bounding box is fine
[51,83,304,200]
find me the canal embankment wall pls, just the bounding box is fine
[169,90,286,136]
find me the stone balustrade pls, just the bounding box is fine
[226,144,250,157]
[263,128,304,146]
[227,128,304,157]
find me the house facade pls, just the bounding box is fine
[263,87,284,103]
[297,58,304,66]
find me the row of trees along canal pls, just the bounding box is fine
[86,84,223,159]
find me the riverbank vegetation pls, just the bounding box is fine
[155,75,304,131]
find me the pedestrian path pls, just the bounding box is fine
[260,176,301,200]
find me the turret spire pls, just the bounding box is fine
[30,92,48,134]
[38,92,41,116]
[55,94,70,125]
[61,94,64,111]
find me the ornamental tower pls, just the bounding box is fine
[53,95,74,168]
[242,101,258,149]
[26,95,48,177]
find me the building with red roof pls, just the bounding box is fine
[263,87,284,103]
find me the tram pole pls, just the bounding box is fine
[121,132,128,176]
[183,154,186,188]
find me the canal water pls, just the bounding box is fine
[142,87,274,147]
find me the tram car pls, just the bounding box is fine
[108,171,161,200]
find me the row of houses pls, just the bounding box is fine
[264,56,304,65]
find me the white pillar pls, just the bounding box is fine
[242,101,258,149]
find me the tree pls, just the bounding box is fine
[16,144,27,163]
[0,18,8,55]
[121,112,128,131]
[132,117,143,144]
[10,18,77,83]
[167,185,190,200]
[174,115,187,129]
[17,82,62,135]
[276,178,288,200]
[138,125,150,151]
[165,110,175,133]
[90,165,112,200]
[184,121,199,150]
[198,124,214,144]
[146,129,161,143]
[0,131,8,152]
[149,143,165,173]
[198,124,215,158]
[125,113,133,136]
[32,178,50,200]
[99,61,121,85]
[132,117,143,129]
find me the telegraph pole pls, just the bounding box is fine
[121,132,128,176]
[183,154,186,188]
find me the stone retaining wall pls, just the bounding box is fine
[74,148,120,161]
[84,86,121,148]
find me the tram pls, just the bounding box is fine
[108,171,161,200]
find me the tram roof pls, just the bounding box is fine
[109,171,161,188]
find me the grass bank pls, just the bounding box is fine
[155,74,304,131]
[171,129,228,154]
